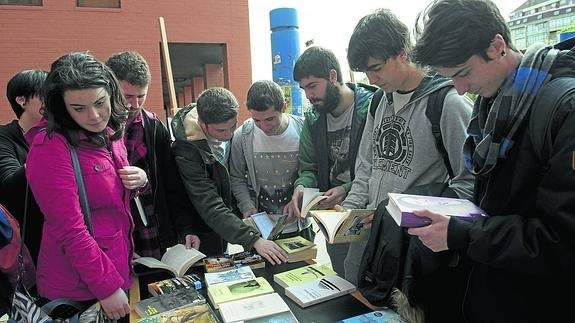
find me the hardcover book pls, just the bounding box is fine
[336,310,407,323]
[386,193,486,227]
[204,266,256,287]
[134,288,206,317]
[284,275,356,308]
[133,244,206,277]
[136,303,220,323]
[300,188,328,218]
[243,212,289,240]
[207,277,274,309]
[147,274,203,296]
[309,209,374,244]
[274,236,317,262]
[218,292,298,323]
[273,263,337,289]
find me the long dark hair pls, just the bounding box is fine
[42,52,128,146]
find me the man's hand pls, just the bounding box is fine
[335,204,374,229]
[243,208,257,219]
[317,186,346,209]
[184,234,201,250]
[253,238,288,265]
[100,288,130,320]
[118,166,148,190]
[407,210,450,252]
[286,185,305,218]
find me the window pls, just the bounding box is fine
[77,0,120,8]
[0,0,41,5]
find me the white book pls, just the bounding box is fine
[132,244,206,277]
[204,266,256,287]
[219,292,298,323]
[300,187,328,217]
[285,275,356,308]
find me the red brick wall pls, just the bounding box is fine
[0,0,252,124]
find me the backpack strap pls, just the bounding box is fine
[529,77,575,164]
[369,89,384,118]
[425,86,455,179]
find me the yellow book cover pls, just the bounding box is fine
[273,263,337,289]
[207,276,274,309]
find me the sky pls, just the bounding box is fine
[248,0,526,82]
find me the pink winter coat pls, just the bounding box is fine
[26,129,133,301]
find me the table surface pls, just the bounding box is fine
[129,261,377,323]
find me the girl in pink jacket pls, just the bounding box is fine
[26,52,147,320]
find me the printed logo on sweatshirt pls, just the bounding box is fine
[372,115,414,179]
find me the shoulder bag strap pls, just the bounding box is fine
[70,146,94,236]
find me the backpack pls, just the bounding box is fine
[369,86,454,178]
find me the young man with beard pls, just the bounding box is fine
[410,0,575,321]
[230,80,313,241]
[288,46,377,276]
[106,51,198,259]
[343,9,474,321]
[171,88,288,263]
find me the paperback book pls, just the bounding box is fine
[133,244,206,277]
[309,209,374,244]
[273,263,337,289]
[300,188,328,218]
[336,309,407,323]
[207,277,274,309]
[134,288,206,317]
[204,266,256,287]
[203,251,265,273]
[147,274,203,296]
[218,292,298,323]
[136,303,220,323]
[243,211,289,240]
[386,193,486,227]
[284,275,356,308]
[274,236,317,262]
[203,256,236,273]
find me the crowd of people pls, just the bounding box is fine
[0,0,574,322]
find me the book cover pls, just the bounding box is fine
[335,310,407,323]
[218,292,295,323]
[204,266,256,287]
[133,244,206,277]
[203,256,236,273]
[274,236,317,262]
[136,303,220,323]
[300,188,328,218]
[134,288,206,317]
[284,275,356,308]
[147,274,203,296]
[207,277,274,309]
[273,263,337,289]
[386,193,486,228]
[230,251,266,270]
[244,311,299,323]
[310,209,374,244]
[243,212,289,240]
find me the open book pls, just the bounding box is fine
[300,188,328,218]
[243,211,289,240]
[310,209,374,244]
[133,244,206,277]
[387,193,486,227]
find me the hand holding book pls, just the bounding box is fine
[407,209,451,252]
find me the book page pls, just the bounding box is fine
[301,188,327,217]
[310,210,348,243]
[250,212,275,240]
[333,209,374,243]
[161,244,206,276]
[133,257,177,276]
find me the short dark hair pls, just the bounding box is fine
[105,51,151,87]
[43,52,129,146]
[348,9,412,72]
[293,46,342,84]
[196,87,238,124]
[413,0,514,68]
[246,80,285,112]
[6,70,47,118]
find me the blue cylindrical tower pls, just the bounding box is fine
[270,7,302,116]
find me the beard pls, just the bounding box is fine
[312,82,341,114]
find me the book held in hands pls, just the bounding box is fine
[133,244,206,277]
[386,193,486,227]
[147,274,203,296]
[243,211,289,240]
[218,292,298,323]
[273,263,337,289]
[274,236,317,262]
[309,209,374,244]
[300,187,328,217]
[207,276,274,309]
[134,288,206,317]
[284,275,356,308]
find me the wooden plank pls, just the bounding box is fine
[158,17,178,117]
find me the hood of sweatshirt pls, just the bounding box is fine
[171,103,207,142]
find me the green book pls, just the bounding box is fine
[273,263,337,289]
[136,303,219,323]
[207,276,274,309]
[275,236,317,262]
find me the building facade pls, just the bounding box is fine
[509,0,575,51]
[0,0,252,123]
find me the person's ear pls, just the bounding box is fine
[329,69,338,83]
[15,96,27,108]
[487,34,507,60]
[280,103,286,113]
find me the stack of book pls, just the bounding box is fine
[147,274,203,296]
[274,236,317,263]
[134,288,219,322]
[203,250,265,273]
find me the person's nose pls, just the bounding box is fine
[127,97,138,109]
[87,107,100,120]
[452,78,469,95]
